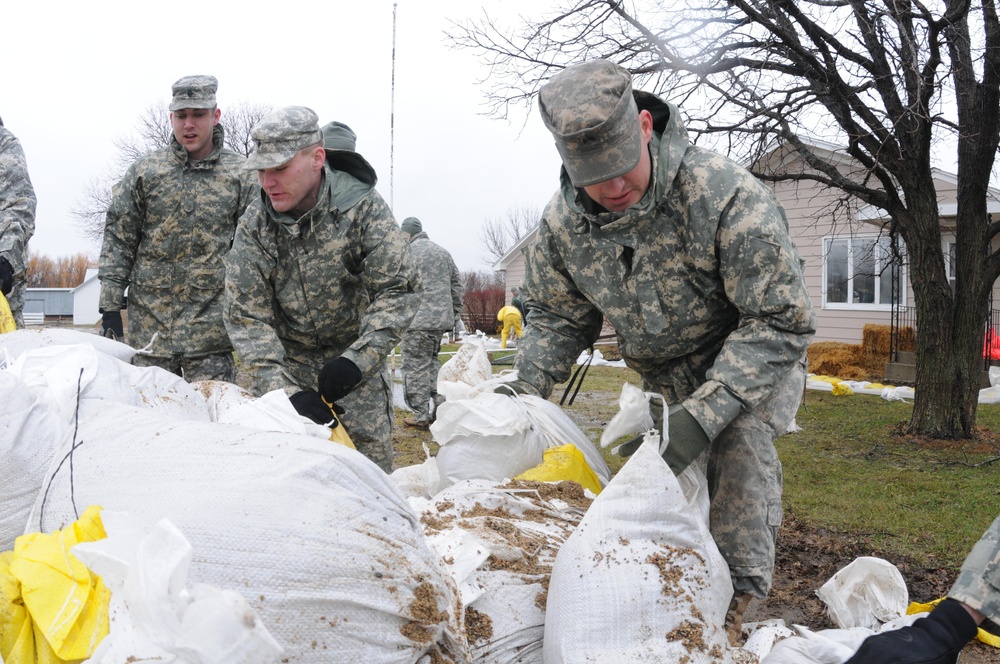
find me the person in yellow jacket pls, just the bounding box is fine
[497,304,523,349]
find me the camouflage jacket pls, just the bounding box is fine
[0,126,36,277]
[516,93,816,440]
[98,125,254,356]
[406,231,463,331]
[224,157,419,395]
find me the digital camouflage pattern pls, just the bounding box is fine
[99,124,255,375]
[539,59,642,187]
[402,227,462,424]
[405,229,463,331]
[131,348,236,383]
[517,87,815,596]
[402,330,443,424]
[224,157,419,473]
[169,74,218,111]
[245,105,323,170]
[0,126,37,328]
[949,514,1000,623]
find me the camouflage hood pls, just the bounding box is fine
[264,157,378,237]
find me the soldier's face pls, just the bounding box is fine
[582,110,654,212]
[258,145,325,217]
[170,107,220,161]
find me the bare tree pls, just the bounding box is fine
[480,203,541,264]
[72,100,272,244]
[26,250,95,287]
[449,0,1000,438]
[461,269,507,333]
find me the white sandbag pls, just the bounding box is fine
[30,403,468,664]
[6,344,210,427]
[196,382,331,439]
[518,394,611,487]
[0,371,67,551]
[432,392,611,491]
[432,392,548,488]
[412,479,590,664]
[816,556,908,630]
[391,443,442,499]
[760,625,873,663]
[544,432,733,663]
[74,511,282,664]
[599,382,655,448]
[438,335,492,387]
[0,328,136,364]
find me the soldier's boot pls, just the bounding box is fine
[725,593,753,646]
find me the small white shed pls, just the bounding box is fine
[72,268,101,326]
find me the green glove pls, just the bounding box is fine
[662,406,711,475]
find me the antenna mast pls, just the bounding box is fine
[390,2,398,209]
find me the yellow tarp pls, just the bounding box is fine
[0,505,111,663]
[908,597,1000,648]
[0,292,15,334]
[515,444,603,495]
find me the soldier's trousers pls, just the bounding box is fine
[699,359,806,599]
[132,351,236,383]
[949,514,1000,624]
[401,329,444,423]
[337,365,394,473]
[7,281,25,328]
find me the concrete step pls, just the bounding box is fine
[884,361,992,388]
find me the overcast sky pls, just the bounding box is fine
[4,0,563,273]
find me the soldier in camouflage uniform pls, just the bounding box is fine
[399,216,463,429]
[843,515,1000,663]
[98,75,254,382]
[224,108,418,473]
[0,117,37,329]
[507,60,816,644]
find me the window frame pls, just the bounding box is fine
[821,233,906,311]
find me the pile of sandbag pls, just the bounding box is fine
[1,331,469,663]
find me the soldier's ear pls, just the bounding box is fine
[212,107,221,126]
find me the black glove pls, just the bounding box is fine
[100,310,124,341]
[493,379,542,397]
[317,357,362,404]
[844,598,979,664]
[0,256,13,296]
[662,406,711,475]
[289,390,341,428]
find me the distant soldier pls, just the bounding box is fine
[497,304,523,349]
[505,60,816,644]
[399,216,463,429]
[0,117,37,329]
[225,108,419,472]
[98,75,255,381]
[511,286,527,321]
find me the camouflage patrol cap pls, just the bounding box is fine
[169,75,218,111]
[538,60,641,187]
[245,106,324,170]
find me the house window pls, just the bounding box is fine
[823,235,903,309]
[944,240,956,293]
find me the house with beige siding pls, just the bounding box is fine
[493,140,1000,344]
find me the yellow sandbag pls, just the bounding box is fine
[831,382,854,396]
[1,505,111,663]
[909,598,1000,648]
[0,292,15,334]
[515,444,603,495]
[811,375,843,385]
[329,414,356,450]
